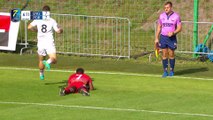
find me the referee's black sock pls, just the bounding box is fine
[162,59,168,72]
[169,58,175,71]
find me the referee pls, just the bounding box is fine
[155,1,182,77]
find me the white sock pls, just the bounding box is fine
[40,70,44,76]
[47,59,52,64]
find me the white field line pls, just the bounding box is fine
[0,67,213,117]
[0,67,213,81]
[0,101,213,118]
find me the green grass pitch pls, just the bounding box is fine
[0,67,213,120]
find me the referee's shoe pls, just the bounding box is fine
[162,72,168,78]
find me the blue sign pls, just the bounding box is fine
[30,11,43,20]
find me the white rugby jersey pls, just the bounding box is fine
[30,18,59,45]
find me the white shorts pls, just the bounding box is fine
[37,43,56,56]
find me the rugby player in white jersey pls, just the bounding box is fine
[28,5,63,80]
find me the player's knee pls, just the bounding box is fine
[50,57,57,64]
[53,59,57,64]
[169,56,175,59]
[169,53,175,58]
[162,53,168,59]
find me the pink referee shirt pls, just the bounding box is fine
[158,12,181,36]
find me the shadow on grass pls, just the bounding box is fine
[44,78,95,89]
[44,78,95,86]
[45,80,67,86]
[175,67,209,75]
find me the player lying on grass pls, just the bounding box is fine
[59,68,94,96]
[28,5,63,80]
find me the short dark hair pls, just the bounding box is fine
[42,5,50,11]
[76,68,84,74]
[165,1,172,7]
